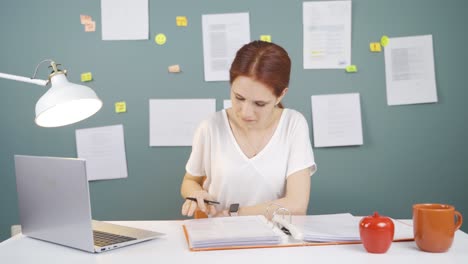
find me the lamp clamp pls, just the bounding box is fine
[47,62,67,80]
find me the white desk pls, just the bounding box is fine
[1,220,467,263]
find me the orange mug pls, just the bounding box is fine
[413,203,463,252]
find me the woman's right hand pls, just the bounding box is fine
[181,190,217,217]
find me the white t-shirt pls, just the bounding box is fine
[185,108,316,210]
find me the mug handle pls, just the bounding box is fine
[454,210,463,231]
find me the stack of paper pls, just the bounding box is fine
[275,213,414,243]
[288,213,361,242]
[183,215,285,249]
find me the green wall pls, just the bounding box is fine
[1,0,467,241]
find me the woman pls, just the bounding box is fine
[181,40,316,218]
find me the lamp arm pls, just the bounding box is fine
[0,59,59,87]
[0,72,48,86]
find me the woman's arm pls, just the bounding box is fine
[220,167,313,218]
[180,173,205,198]
[180,173,217,217]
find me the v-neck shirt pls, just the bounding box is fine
[185,108,316,210]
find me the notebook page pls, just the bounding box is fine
[184,215,284,248]
[290,213,361,242]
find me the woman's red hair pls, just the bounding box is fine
[229,41,291,108]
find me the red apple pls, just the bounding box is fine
[359,212,395,253]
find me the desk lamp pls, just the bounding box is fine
[0,59,102,127]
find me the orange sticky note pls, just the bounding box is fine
[370,42,382,52]
[80,15,92,25]
[115,102,127,113]
[176,16,188,27]
[168,65,181,73]
[81,72,93,82]
[84,21,96,32]
[260,35,272,42]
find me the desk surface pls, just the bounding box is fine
[1,220,467,264]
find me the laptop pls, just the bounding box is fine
[14,155,165,253]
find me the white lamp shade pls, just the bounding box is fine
[35,74,102,127]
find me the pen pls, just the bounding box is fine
[185,197,220,205]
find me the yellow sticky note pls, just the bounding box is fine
[345,65,358,73]
[381,35,390,47]
[115,102,127,113]
[370,42,382,52]
[155,33,167,45]
[260,35,272,42]
[81,72,92,82]
[176,16,188,27]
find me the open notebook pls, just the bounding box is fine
[272,213,414,242]
[182,213,414,251]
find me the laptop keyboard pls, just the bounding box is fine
[93,230,137,247]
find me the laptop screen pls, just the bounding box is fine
[14,155,95,252]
